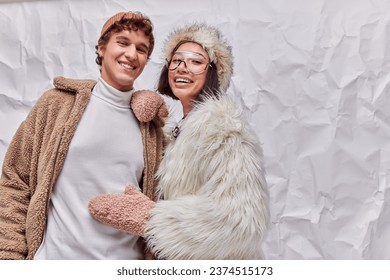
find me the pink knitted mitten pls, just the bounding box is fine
[88,186,156,236]
[131,90,168,127]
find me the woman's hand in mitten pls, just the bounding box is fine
[88,185,155,236]
[131,90,168,127]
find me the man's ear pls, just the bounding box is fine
[97,44,105,57]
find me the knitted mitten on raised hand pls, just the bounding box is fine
[88,186,156,236]
[131,90,168,127]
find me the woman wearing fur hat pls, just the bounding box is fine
[89,23,270,259]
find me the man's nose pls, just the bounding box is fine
[125,45,137,60]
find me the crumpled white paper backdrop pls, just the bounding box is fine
[1,0,390,259]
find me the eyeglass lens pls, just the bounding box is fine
[168,51,209,74]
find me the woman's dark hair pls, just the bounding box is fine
[95,17,154,66]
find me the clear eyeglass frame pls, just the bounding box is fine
[166,58,212,75]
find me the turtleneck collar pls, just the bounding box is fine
[92,77,134,108]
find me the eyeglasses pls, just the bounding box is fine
[167,51,212,75]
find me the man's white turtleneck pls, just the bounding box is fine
[34,78,144,259]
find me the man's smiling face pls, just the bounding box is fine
[98,29,150,91]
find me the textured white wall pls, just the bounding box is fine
[1,0,389,259]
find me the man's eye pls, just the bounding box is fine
[117,41,127,46]
[137,48,147,54]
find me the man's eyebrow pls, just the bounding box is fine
[115,35,149,50]
[115,35,130,41]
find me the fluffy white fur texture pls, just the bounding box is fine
[144,94,269,259]
[163,23,234,92]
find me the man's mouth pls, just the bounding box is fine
[119,62,136,70]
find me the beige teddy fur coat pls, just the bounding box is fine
[0,77,166,260]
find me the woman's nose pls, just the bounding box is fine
[177,60,189,73]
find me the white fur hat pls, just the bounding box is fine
[164,23,234,92]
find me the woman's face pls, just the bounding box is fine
[168,42,210,114]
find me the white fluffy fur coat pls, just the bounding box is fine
[144,95,269,259]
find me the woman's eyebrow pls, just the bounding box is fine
[175,51,206,59]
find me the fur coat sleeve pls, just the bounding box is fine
[0,114,34,260]
[0,91,53,260]
[144,95,269,259]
